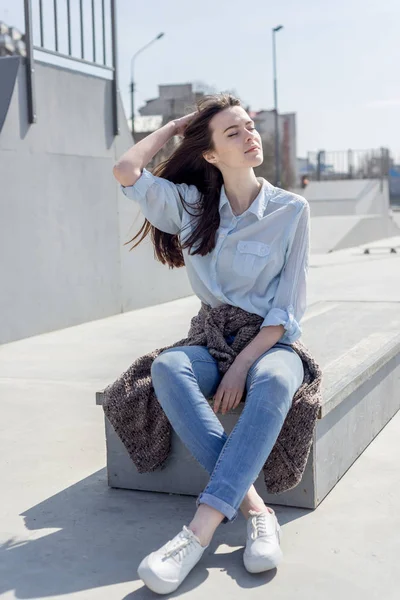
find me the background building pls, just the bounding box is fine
[132,84,298,187]
[138,83,204,122]
[251,109,297,189]
[129,83,206,169]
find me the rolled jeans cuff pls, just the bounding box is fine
[196,492,239,524]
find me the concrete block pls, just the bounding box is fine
[96,301,400,509]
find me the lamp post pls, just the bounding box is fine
[272,24,283,187]
[130,32,164,138]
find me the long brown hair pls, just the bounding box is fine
[124,93,241,268]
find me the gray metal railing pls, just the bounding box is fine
[23,0,36,124]
[306,148,392,181]
[22,0,119,134]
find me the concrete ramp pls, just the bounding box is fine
[311,215,361,253]
[301,179,389,217]
[298,178,400,252]
[392,210,400,229]
[311,214,400,253]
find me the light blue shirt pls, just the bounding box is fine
[121,168,310,345]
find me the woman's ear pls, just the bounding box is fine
[203,151,217,164]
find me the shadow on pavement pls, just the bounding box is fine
[0,468,310,598]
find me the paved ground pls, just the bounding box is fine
[1,239,400,599]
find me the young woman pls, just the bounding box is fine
[113,93,309,594]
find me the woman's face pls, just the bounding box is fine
[203,106,263,170]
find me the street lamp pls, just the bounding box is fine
[130,32,165,138]
[272,24,283,187]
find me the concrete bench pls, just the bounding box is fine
[96,300,400,509]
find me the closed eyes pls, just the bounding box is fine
[228,127,256,138]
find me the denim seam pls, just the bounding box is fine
[206,369,275,487]
[187,357,227,468]
[176,407,222,473]
[190,357,220,407]
[205,394,252,486]
[191,357,217,366]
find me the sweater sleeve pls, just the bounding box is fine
[120,168,197,234]
[260,199,310,344]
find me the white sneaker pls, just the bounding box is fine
[137,525,208,594]
[243,508,283,573]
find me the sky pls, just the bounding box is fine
[1,0,399,159]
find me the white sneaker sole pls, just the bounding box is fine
[137,555,181,595]
[137,548,206,595]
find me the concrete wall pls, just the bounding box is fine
[0,57,192,345]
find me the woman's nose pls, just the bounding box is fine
[246,131,256,142]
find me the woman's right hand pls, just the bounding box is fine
[173,111,197,137]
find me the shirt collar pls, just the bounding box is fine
[219,178,274,220]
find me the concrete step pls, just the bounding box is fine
[96,301,400,509]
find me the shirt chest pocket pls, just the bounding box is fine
[232,240,271,277]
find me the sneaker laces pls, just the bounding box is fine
[163,526,201,560]
[250,511,272,541]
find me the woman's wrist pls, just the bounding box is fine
[167,120,178,137]
[170,111,197,137]
[118,121,177,170]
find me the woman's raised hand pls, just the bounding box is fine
[173,111,197,137]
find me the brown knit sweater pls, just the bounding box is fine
[102,302,323,494]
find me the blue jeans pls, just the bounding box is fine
[150,335,304,524]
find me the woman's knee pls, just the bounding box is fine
[151,348,181,381]
[251,350,303,390]
[249,365,301,415]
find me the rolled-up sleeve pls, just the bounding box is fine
[261,199,310,344]
[120,168,195,234]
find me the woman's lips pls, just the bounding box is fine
[245,146,260,153]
